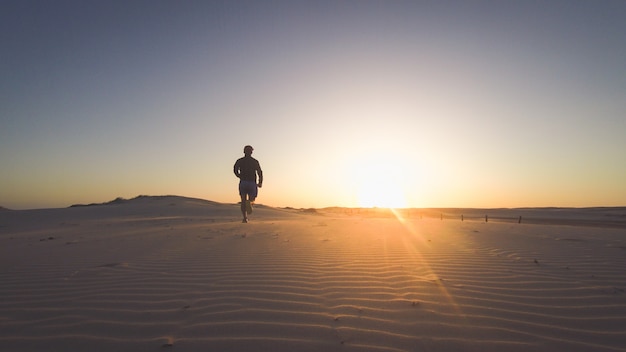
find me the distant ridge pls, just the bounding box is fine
[70,197,129,207]
[69,195,224,208]
[63,196,626,228]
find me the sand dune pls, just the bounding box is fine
[1,196,625,351]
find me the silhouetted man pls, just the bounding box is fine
[233,145,263,223]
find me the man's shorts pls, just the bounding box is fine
[239,180,258,200]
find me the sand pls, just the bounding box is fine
[1,196,625,352]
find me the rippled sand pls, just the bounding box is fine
[1,196,625,351]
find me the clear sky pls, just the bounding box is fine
[2,0,625,210]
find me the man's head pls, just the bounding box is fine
[244,145,254,155]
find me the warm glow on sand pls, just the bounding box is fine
[2,196,625,351]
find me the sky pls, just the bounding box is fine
[2,0,626,210]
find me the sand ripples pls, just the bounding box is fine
[1,215,625,351]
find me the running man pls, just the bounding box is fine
[233,145,263,223]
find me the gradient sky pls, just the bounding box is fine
[2,0,625,210]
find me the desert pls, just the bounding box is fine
[1,196,625,351]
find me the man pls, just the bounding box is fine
[233,145,263,223]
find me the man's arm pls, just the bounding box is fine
[257,162,263,187]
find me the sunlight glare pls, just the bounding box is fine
[358,180,407,208]
[353,153,408,209]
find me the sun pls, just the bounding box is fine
[358,183,407,208]
[352,155,408,209]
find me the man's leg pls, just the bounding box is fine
[240,194,248,222]
[249,183,258,207]
[245,198,253,214]
[239,181,248,222]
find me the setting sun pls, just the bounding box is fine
[351,153,409,209]
[358,183,407,208]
